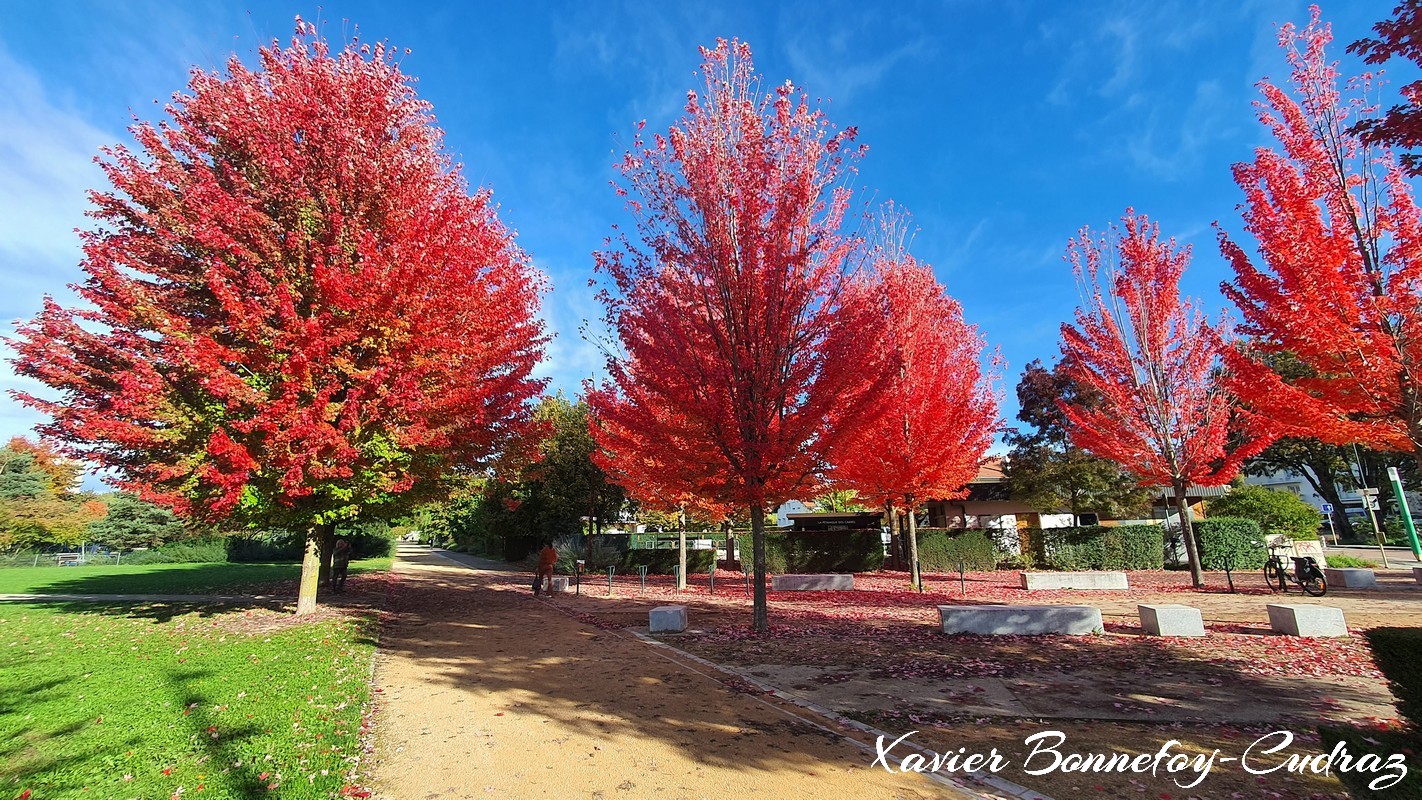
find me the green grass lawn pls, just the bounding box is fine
[0,559,392,596]
[0,603,377,799]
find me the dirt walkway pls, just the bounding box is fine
[363,547,1008,800]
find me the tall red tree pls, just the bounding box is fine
[1059,212,1272,587]
[8,23,547,613]
[589,40,886,632]
[1221,11,1422,474]
[832,218,1000,590]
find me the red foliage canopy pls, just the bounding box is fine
[1220,12,1422,465]
[589,39,883,513]
[1060,211,1270,489]
[9,24,547,527]
[832,227,1000,510]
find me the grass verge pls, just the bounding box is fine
[0,602,378,799]
[0,559,392,596]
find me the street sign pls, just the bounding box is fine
[1320,503,1333,513]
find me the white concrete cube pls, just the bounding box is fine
[771,574,855,591]
[649,605,687,633]
[549,576,571,593]
[938,604,1103,635]
[1137,604,1205,637]
[1323,568,1376,589]
[1267,604,1347,637]
[1020,571,1128,590]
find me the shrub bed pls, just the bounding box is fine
[916,529,997,571]
[734,530,882,573]
[1194,517,1266,570]
[1021,525,1166,570]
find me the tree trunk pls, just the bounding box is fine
[317,524,336,586]
[677,504,688,591]
[296,525,323,615]
[751,502,768,633]
[884,500,899,569]
[906,495,922,591]
[1174,479,1205,588]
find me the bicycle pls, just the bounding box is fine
[1263,541,1327,596]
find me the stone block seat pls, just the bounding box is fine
[1020,571,1128,590]
[938,604,1102,635]
[771,574,854,591]
[1266,604,1347,637]
[649,605,687,633]
[1323,568,1376,589]
[549,576,571,593]
[1413,566,1422,585]
[1137,604,1205,637]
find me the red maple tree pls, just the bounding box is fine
[832,219,1000,590]
[589,40,886,631]
[1220,11,1422,474]
[8,23,547,613]
[1059,212,1272,587]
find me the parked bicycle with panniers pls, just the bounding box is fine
[1263,538,1326,596]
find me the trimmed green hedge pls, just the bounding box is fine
[1194,517,1266,570]
[735,530,882,573]
[916,529,997,571]
[1021,525,1166,570]
[620,549,716,575]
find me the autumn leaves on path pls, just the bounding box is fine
[362,547,968,800]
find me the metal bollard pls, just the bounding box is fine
[639,565,648,594]
[608,565,615,596]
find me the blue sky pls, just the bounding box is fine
[0,1,1413,465]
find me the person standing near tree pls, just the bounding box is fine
[533,541,556,596]
[329,538,352,594]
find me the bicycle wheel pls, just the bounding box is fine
[1302,572,1327,597]
[1263,562,1284,591]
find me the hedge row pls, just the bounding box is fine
[1018,525,1167,570]
[1193,517,1266,570]
[733,530,883,573]
[915,529,997,571]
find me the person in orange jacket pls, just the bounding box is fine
[534,541,557,596]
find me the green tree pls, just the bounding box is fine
[1206,484,1321,542]
[813,490,869,513]
[1244,437,1356,539]
[523,394,626,538]
[0,439,106,551]
[1003,360,1150,522]
[86,493,190,551]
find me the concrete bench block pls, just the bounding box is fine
[938,604,1103,636]
[649,605,687,633]
[1137,604,1205,637]
[1267,604,1347,637]
[1413,567,1422,585]
[549,576,571,593]
[771,574,854,591]
[1323,568,1376,589]
[1020,571,1128,590]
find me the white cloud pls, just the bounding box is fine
[0,44,119,444]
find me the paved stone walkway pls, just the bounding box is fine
[363,544,1040,800]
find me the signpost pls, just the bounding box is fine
[1358,487,1390,568]
[1320,502,1338,547]
[1387,467,1422,560]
